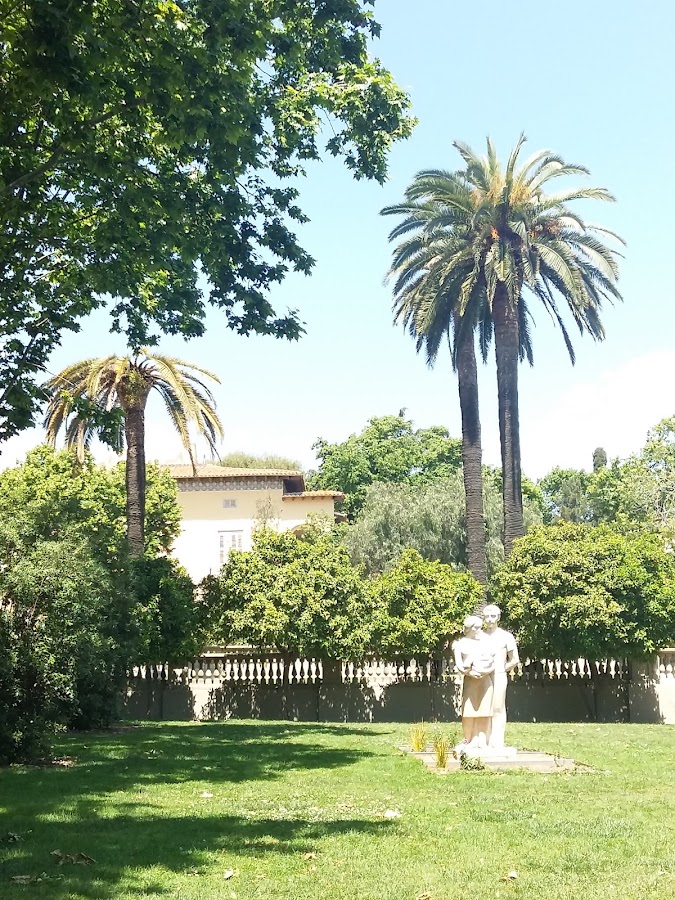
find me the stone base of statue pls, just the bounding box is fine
[454,742,518,760]
[402,744,579,774]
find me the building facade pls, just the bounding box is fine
[169,465,343,582]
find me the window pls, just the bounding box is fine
[219,530,243,565]
[222,498,237,509]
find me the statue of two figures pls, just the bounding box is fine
[452,604,519,757]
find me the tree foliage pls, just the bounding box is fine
[345,469,543,578]
[539,467,593,524]
[381,136,623,552]
[0,447,196,761]
[308,414,462,517]
[0,532,123,762]
[218,452,301,470]
[0,445,181,559]
[0,0,414,439]
[203,529,373,657]
[370,549,482,656]
[491,522,675,660]
[202,527,482,659]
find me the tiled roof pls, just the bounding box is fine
[282,490,344,500]
[168,464,303,478]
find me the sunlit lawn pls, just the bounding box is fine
[1,721,674,899]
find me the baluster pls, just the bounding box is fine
[248,658,255,683]
[318,659,324,681]
[294,658,302,683]
[271,658,279,684]
[310,659,317,683]
[347,661,355,682]
[224,659,232,681]
[255,658,263,683]
[263,658,271,684]
[302,658,310,684]
[232,659,240,682]
[279,659,286,682]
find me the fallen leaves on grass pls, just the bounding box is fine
[303,851,317,860]
[383,809,401,819]
[2,832,24,843]
[223,869,238,880]
[502,870,518,880]
[50,850,96,865]
[12,872,60,884]
[201,791,214,798]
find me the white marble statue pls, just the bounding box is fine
[482,604,519,750]
[453,606,520,755]
[452,615,495,749]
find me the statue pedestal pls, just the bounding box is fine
[455,743,518,760]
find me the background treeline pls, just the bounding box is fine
[4,411,675,763]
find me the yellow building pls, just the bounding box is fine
[169,465,343,582]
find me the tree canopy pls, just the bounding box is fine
[203,528,374,658]
[0,446,201,761]
[370,549,481,657]
[308,414,462,517]
[218,452,302,470]
[345,469,543,577]
[0,0,414,439]
[491,522,675,660]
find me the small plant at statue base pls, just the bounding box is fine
[432,732,450,769]
[459,752,485,772]
[409,721,428,752]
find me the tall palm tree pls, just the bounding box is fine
[381,215,490,583]
[44,351,223,556]
[386,135,623,555]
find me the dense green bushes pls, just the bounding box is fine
[370,550,481,656]
[0,447,194,763]
[492,522,675,659]
[203,530,482,657]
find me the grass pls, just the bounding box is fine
[1,721,674,899]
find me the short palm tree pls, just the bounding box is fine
[386,135,623,554]
[44,351,223,556]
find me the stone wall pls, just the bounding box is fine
[123,651,675,724]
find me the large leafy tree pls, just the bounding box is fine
[44,351,223,555]
[345,470,543,579]
[0,0,414,439]
[308,414,461,518]
[387,136,623,555]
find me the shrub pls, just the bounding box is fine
[202,529,374,658]
[131,557,202,662]
[0,533,126,760]
[369,549,482,657]
[491,522,675,659]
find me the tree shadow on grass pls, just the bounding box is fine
[1,722,391,896]
[1,812,393,898]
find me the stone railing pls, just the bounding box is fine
[129,652,629,687]
[657,648,675,680]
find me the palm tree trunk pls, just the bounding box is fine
[125,404,146,557]
[493,284,524,556]
[455,325,486,584]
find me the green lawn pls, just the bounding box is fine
[1,721,674,899]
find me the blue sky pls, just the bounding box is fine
[4,0,675,477]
